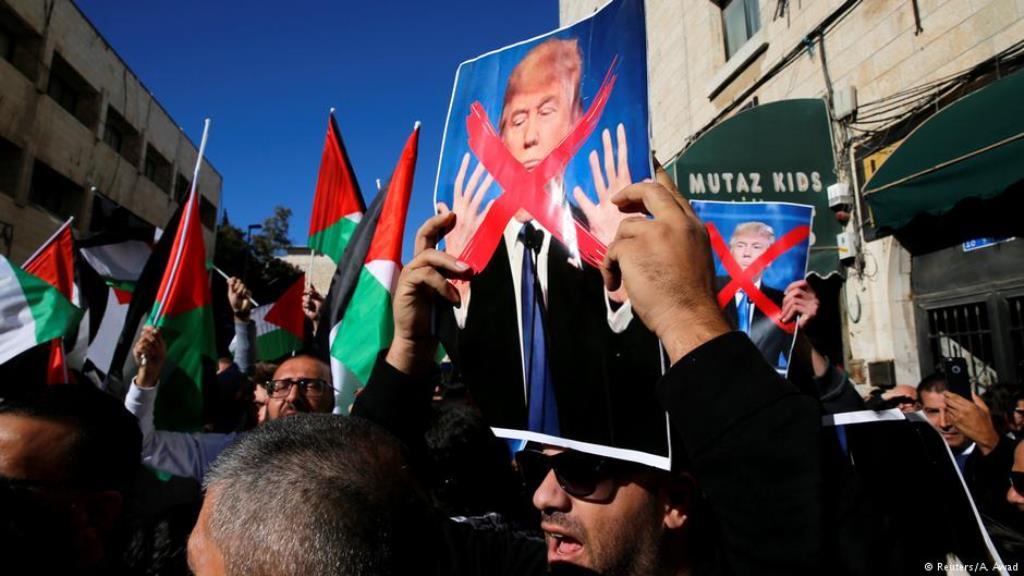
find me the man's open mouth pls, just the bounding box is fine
[546,530,584,562]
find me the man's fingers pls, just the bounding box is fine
[589,149,608,200]
[465,161,486,201]
[611,182,685,223]
[408,267,461,306]
[470,174,494,215]
[616,123,630,184]
[602,128,616,186]
[406,248,472,280]
[600,240,624,292]
[611,216,649,242]
[454,153,470,197]
[573,186,596,213]
[414,212,457,255]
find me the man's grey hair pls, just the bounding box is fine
[729,221,775,244]
[203,414,426,576]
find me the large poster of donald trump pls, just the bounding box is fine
[691,201,814,375]
[433,0,670,468]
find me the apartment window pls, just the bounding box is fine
[102,106,141,165]
[89,193,154,235]
[721,0,761,60]
[0,3,40,80]
[174,173,191,203]
[199,195,217,230]
[143,144,172,193]
[47,53,99,128]
[29,160,82,220]
[924,302,997,388]
[0,135,22,198]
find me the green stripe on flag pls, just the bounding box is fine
[331,266,393,407]
[309,216,359,266]
[152,305,215,432]
[256,329,303,362]
[12,265,82,344]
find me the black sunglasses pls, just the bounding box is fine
[1010,472,1024,493]
[515,449,618,500]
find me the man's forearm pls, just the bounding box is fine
[657,332,822,574]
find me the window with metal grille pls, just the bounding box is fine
[925,302,998,388]
[1009,296,1024,381]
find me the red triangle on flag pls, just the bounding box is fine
[308,112,364,238]
[24,219,75,300]
[265,274,306,340]
[23,218,76,384]
[365,124,420,265]
[153,191,210,320]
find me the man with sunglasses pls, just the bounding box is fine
[125,325,335,482]
[354,169,823,575]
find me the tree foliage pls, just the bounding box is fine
[214,206,299,297]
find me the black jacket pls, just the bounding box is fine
[716,276,792,371]
[353,331,822,575]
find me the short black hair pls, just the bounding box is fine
[203,414,429,576]
[0,383,142,494]
[917,372,948,397]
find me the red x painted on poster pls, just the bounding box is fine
[454,59,619,273]
[705,222,811,334]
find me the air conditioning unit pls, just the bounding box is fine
[828,182,853,211]
[837,229,858,265]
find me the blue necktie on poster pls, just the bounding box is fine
[737,290,750,334]
[520,226,560,436]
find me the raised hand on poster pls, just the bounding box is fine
[574,123,633,248]
[602,171,727,363]
[436,153,493,304]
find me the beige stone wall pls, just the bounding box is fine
[563,0,1023,164]
[559,0,1024,386]
[279,250,335,296]
[0,0,222,263]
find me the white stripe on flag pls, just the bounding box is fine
[0,257,43,365]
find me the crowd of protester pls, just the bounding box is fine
[3,171,1024,575]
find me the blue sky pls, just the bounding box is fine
[76,1,559,261]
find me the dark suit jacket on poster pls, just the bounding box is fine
[716,276,793,371]
[437,236,668,456]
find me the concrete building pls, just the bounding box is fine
[280,247,335,295]
[0,0,221,264]
[559,0,1024,389]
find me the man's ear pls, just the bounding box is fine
[662,472,696,530]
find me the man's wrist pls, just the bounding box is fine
[385,336,436,376]
[133,373,158,390]
[659,306,730,364]
[233,310,251,322]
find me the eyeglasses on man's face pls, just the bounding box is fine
[265,378,334,399]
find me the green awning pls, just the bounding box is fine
[666,99,843,276]
[863,68,1024,232]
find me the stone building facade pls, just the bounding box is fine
[0,0,221,263]
[559,0,1024,387]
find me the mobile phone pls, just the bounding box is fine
[941,357,971,399]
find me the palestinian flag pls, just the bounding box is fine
[0,254,82,368]
[104,205,184,394]
[145,123,216,432]
[252,274,305,362]
[307,110,366,266]
[22,219,77,382]
[75,231,153,379]
[329,123,419,410]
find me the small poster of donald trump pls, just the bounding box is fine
[434,0,671,469]
[691,201,814,375]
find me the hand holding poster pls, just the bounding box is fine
[434,0,670,468]
[691,200,814,375]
